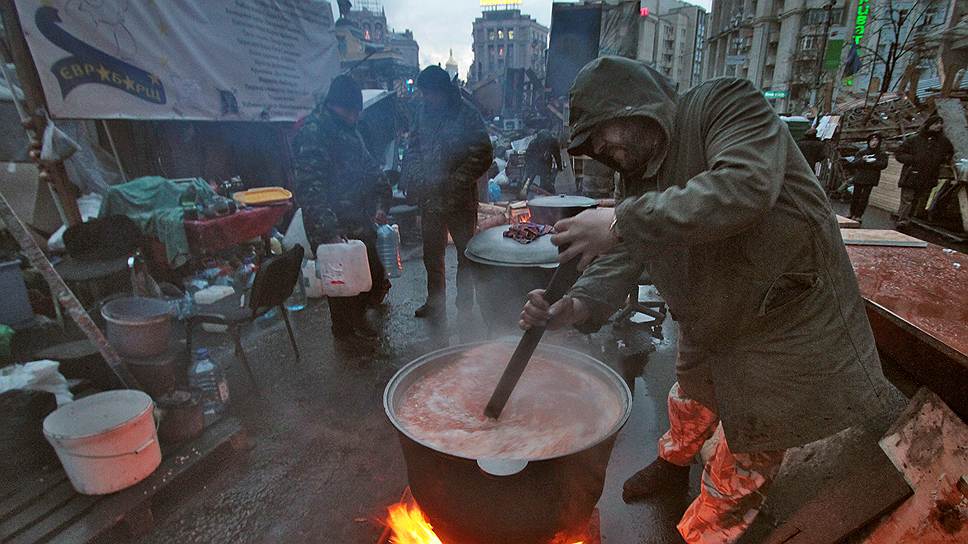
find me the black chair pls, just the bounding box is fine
[613,271,667,340]
[186,245,304,388]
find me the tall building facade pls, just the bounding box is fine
[705,0,853,112]
[469,7,549,85]
[638,1,708,91]
[704,0,960,112]
[844,0,962,100]
[335,1,420,91]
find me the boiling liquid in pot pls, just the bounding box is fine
[396,344,624,460]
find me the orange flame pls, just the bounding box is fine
[384,500,587,544]
[386,502,442,544]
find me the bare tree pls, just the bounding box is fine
[853,0,948,113]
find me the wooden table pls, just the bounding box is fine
[847,243,968,417]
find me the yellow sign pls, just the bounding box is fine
[481,0,522,6]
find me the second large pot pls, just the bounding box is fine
[528,195,597,226]
[384,342,632,544]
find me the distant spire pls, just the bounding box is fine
[445,49,458,79]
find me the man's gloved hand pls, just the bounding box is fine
[519,289,590,330]
[552,208,619,271]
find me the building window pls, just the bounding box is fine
[806,8,843,26]
[498,29,504,40]
[489,30,495,40]
[498,46,505,57]
[799,35,819,51]
[509,29,515,40]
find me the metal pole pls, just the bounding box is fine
[813,0,837,110]
[100,120,129,182]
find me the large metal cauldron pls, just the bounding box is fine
[465,226,558,336]
[527,195,597,226]
[384,342,632,544]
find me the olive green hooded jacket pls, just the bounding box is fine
[568,57,895,452]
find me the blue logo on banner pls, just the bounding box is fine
[36,7,166,104]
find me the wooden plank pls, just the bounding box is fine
[7,495,99,544]
[737,422,912,544]
[859,389,968,543]
[0,471,68,522]
[841,228,929,247]
[837,214,861,228]
[0,482,75,541]
[879,388,968,489]
[49,417,242,544]
[870,156,903,214]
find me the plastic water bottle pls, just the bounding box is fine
[376,224,403,278]
[188,348,229,425]
[284,259,309,311]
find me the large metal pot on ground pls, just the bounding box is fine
[100,297,172,358]
[465,226,558,336]
[527,195,597,226]
[384,342,632,544]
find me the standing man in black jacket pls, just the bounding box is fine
[797,127,826,175]
[847,132,889,222]
[402,66,493,318]
[895,116,954,228]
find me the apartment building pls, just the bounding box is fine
[638,1,708,91]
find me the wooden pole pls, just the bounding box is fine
[0,0,82,226]
[0,192,139,389]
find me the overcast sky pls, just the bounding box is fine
[334,1,712,78]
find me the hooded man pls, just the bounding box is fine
[292,74,391,340]
[894,115,953,228]
[796,127,826,174]
[523,129,564,196]
[847,132,889,222]
[519,57,895,544]
[401,65,493,319]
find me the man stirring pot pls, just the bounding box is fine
[519,57,896,544]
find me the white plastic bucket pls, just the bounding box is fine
[43,390,161,495]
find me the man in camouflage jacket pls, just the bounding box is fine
[401,66,493,318]
[292,75,391,339]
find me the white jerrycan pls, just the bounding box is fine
[315,240,372,297]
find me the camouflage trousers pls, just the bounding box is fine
[658,383,786,544]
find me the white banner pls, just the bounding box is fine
[14,0,340,121]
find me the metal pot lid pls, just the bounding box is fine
[528,195,597,209]
[465,225,559,267]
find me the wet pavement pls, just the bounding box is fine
[95,202,964,544]
[99,246,687,544]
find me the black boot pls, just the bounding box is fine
[622,457,690,503]
[414,302,443,318]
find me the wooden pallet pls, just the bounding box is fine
[0,417,244,544]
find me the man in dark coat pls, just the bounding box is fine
[847,132,889,222]
[401,66,493,318]
[292,75,391,339]
[895,115,953,228]
[796,127,826,173]
[519,57,896,543]
[524,129,563,195]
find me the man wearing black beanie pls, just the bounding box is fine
[402,66,493,318]
[293,74,391,340]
